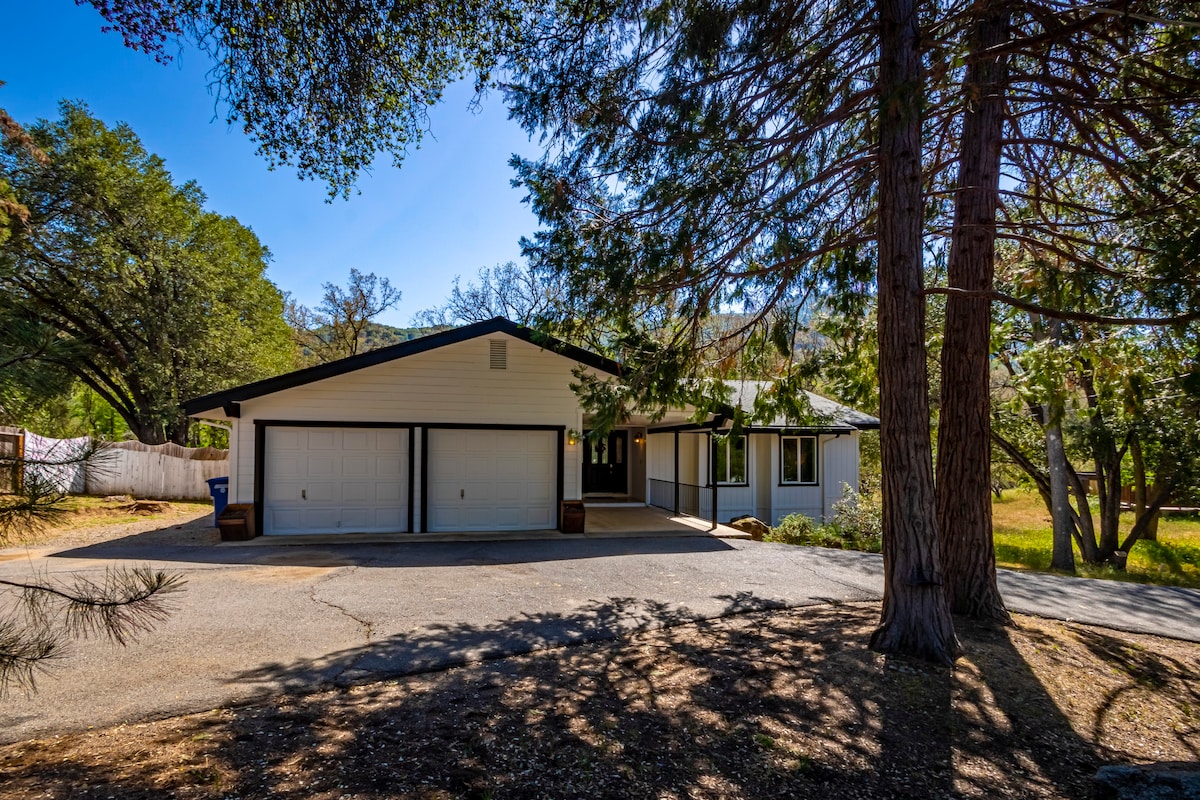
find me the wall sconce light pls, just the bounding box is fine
[567,429,580,446]
[634,432,644,445]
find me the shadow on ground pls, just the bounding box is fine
[48,524,736,568]
[4,598,1180,799]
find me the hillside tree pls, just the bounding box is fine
[286,268,402,364]
[0,102,294,444]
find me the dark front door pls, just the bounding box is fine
[583,430,628,494]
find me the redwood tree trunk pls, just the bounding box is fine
[869,0,959,664]
[936,0,1011,621]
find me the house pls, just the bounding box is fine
[183,318,879,536]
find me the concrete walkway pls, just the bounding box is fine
[1,528,1197,743]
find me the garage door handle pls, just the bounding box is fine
[302,489,307,500]
[460,489,465,499]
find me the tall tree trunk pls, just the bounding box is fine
[1129,438,1160,541]
[869,0,959,664]
[1044,400,1077,572]
[936,0,1011,622]
[1066,467,1101,562]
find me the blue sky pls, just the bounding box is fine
[2,1,543,326]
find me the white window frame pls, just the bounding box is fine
[780,435,818,485]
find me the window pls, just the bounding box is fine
[781,436,817,484]
[714,435,747,484]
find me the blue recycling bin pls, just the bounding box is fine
[206,477,230,527]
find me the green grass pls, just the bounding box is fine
[992,489,1200,588]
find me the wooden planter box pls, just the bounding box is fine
[217,503,258,541]
[561,500,585,534]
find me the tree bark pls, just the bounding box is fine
[1129,438,1160,541]
[869,0,959,664]
[936,0,1012,622]
[1044,400,1077,572]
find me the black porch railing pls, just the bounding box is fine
[648,478,705,518]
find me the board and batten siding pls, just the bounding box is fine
[769,432,861,525]
[228,334,587,505]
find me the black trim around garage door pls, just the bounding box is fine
[253,420,416,536]
[254,420,567,535]
[419,423,567,533]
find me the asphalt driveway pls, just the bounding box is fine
[2,525,1198,743]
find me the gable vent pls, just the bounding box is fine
[489,339,507,369]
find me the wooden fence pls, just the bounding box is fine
[14,431,228,500]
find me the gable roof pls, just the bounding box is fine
[184,318,880,431]
[726,380,880,431]
[183,317,622,417]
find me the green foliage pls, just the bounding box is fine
[0,103,294,443]
[766,487,882,553]
[85,0,531,198]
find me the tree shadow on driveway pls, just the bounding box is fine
[48,528,739,568]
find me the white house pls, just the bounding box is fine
[183,318,879,536]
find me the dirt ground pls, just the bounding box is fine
[4,499,216,551]
[1,602,1196,800]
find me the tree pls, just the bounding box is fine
[414,260,560,327]
[0,102,294,444]
[286,268,402,364]
[993,303,1200,569]
[868,0,959,661]
[0,102,182,693]
[931,0,1200,618]
[84,0,531,198]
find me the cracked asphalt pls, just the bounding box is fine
[1,528,1198,743]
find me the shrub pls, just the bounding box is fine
[823,486,883,553]
[766,486,883,553]
[765,513,820,545]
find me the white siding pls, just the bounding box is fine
[752,433,772,522]
[646,432,675,481]
[767,432,861,524]
[821,433,860,516]
[231,334,587,506]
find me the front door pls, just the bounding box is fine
[583,430,628,495]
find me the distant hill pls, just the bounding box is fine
[359,323,446,350]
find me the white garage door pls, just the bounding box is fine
[427,429,557,532]
[264,427,409,535]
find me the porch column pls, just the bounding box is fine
[709,431,718,530]
[673,430,680,514]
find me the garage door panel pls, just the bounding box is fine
[341,482,371,503]
[376,456,404,478]
[342,456,370,478]
[342,430,370,449]
[265,427,409,535]
[427,429,558,532]
[273,429,303,450]
[375,482,404,503]
[272,457,305,480]
[307,456,338,478]
[304,481,339,503]
[308,430,338,449]
[376,429,404,450]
